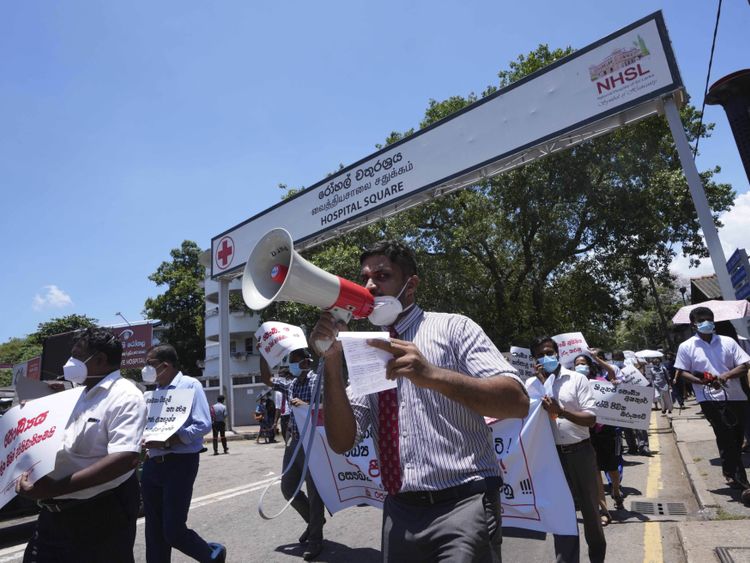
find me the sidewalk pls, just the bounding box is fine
[202,424,264,443]
[668,398,750,562]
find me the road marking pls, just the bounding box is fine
[643,415,663,563]
[0,474,281,561]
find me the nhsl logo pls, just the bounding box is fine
[589,34,651,95]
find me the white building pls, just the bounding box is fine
[200,250,267,426]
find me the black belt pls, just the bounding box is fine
[393,479,491,506]
[556,438,591,454]
[37,497,88,513]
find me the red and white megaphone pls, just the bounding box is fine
[242,228,374,351]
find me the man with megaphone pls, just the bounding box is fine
[310,239,529,563]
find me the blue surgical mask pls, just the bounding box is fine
[696,320,715,335]
[287,362,304,377]
[575,365,590,376]
[539,355,559,374]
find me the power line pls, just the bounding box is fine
[694,0,723,158]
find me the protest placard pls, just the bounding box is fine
[142,389,194,442]
[255,322,309,368]
[0,387,85,509]
[552,332,590,368]
[617,364,650,387]
[506,347,535,381]
[294,399,577,535]
[589,380,653,430]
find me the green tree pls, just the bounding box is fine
[144,241,205,376]
[269,44,735,354]
[28,314,98,345]
[0,337,43,386]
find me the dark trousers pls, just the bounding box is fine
[24,473,139,563]
[700,400,749,486]
[381,487,502,562]
[280,415,291,443]
[623,428,649,452]
[212,421,227,453]
[554,442,606,563]
[141,453,214,563]
[281,437,325,542]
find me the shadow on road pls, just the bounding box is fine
[274,540,381,562]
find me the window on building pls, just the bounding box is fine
[245,337,254,353]
[230,341,236,355]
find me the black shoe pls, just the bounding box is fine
[213,452,219,456]
[299,527,309,544]
[613,493,625,510]
[208,542,226,562]
[303,541,323,561]
[199,447,208,453]
[639,446,652,456]
[223,450,229,454]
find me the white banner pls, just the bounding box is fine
[294,401,576,535]
[0,387,85,509]
[506,347,535,381]
[143,389,195,442]
[212,13,682,278]
[255,322,309,368]
[552,332,590,368]
[589,380,653,430]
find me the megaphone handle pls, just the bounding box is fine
[313,307,353,353]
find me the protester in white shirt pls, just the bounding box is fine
[531,336,605,563]
[675,306,750,494]
[17,327,147,562]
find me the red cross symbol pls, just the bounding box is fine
[216,236,234,269]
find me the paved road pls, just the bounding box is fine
[0,412,696,562]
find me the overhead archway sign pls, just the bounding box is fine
[212,11,682,279]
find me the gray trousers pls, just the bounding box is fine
[554,442,606,563]
[281,437,325,542]
[382,488,502,563]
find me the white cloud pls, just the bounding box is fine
[32,285,74,311]
[671,190,750,281]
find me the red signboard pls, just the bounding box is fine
[111,324,154,369]
[26,357,41,381]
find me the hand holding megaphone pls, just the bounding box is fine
[309,312,349,357]
[242,228,374,352]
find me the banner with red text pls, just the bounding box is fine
[0,387,85,509]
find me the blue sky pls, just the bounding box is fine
[1,1,749,343]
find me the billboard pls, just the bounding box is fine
[212,11,683,279]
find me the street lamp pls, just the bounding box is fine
[679,287,687,305]
[115,312,132,326]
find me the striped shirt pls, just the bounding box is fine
[272,371,319,441]
[347,305,522,492]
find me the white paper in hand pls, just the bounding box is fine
[337,332,396,395]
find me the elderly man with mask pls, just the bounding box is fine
[260,346,325,561]
[675,306,750,494]
[311,239,528,563]
[17,327,147,563]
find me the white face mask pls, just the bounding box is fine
[141,365,158,383]
[368,277,414,327]
[63,355,94,385]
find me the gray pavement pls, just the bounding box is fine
[670,399,750,563]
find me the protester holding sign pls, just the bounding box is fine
[530,336,605,563]
[674,306,750,495]
[17,327,147,563]
[311,239,528,563]
[260,348,325,562]
[614,350,653,456]
[140,345,226,563]
[575,354,625,514]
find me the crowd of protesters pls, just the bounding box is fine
[11,237,750,563]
